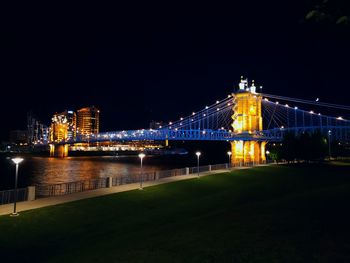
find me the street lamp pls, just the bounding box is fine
[227,151,232,167]
[11,157,24,217]
[328,130,332,160]
[266,150,270,163]
[196,151,201,177]
[138,153,145,190]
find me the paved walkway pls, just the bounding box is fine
[0,167,256,216]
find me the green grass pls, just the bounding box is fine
[1,163,350,262]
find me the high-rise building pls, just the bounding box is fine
[77,106,100,135]
[27,111,49,145]
[65,110,77,140]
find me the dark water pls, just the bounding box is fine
[0,141,230,190]
[0,155,227,190]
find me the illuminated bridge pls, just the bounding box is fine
[50,77,350,160]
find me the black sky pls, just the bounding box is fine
[1,2,350,140]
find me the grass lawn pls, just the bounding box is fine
[1,163,350,262]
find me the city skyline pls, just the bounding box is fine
[1,3,350,141]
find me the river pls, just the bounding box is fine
[0,153,226,190]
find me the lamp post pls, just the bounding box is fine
[196,151,201,177]
[11,157,24,217]
[328,130,332,160]
[138,153,145,190]
[227,151,232,168]
[266,150,270,163]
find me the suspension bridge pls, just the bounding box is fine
[49,77,350,160]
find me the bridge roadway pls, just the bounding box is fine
[51,125,350,146]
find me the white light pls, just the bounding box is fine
[266,150,270,155]
[318,113,321,116]
[138,153,145,159]
[216,100,219,104]
[310,111,314,114]
[337,116,343,120]
[11,158,24,165]
[169,122,172,125]
[196,151,201,157]
[227,103,231,106]
[227,95,231,98]
[227,151,232,156]
[294,106,298,110]
[316,98,319,101]
[281,126,284,129]
[205,106,209,109]
[264,98,269,101]
[217,108,220,111]
[192,112,195,115]
[180,117,183,120]
[285,104,289,107]
[203,114,206,117]
[276,101,279,104]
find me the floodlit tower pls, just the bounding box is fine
[231,77,266,165]
[77,106,100,135]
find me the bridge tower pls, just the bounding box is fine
[231,77,266,165]
[49,144,69,157]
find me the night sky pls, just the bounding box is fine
[1,2,349,140]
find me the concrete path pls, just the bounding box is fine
[0,167,254,216]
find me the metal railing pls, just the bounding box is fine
[36,178,108,197]
[0,188,28,205]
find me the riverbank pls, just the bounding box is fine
[1,163,350,262]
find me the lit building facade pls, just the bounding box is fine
[66,110,77,140]
[77,106,100,135]
[231,77,266,164]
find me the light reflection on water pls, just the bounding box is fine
[29,156,166,185]
[0,155,190,189]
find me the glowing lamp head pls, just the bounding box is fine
[138,153,145,159]
[266,150,270,155]
[227,151,232,156]
[11,157,24,165]
[196,151,201,157]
